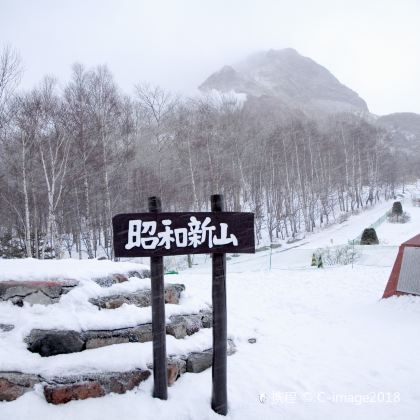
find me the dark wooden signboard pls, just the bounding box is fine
[113,212,255,258]
[112,196,255,416]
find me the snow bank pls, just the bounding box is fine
[0,258,149,283]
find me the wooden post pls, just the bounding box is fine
[148,196,168,400]
[211,194,228,415]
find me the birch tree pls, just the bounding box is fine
[37,78,71,258]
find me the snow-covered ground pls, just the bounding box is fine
[1,195,420,419]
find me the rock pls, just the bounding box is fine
[248,338,257,344]
[128,270,141,278]
[27,329,85,357]
[182,315,202,335]
[167,358,186,386]
[84,324,153,350]
[90,296,134,310]
[227,338,237,355]
[166,321,187,339]
[9,297,24,307]
[147,358,186,386]
[166,310,212,339]
[186,340,236,373]
[0,372,41,401]
[0,284,33,300]
[41,283,76,298]
[23,291,54,305]
[0,280,77,306]
[89,284,185,310]
[104,370,151,394]
[169,310,212,335]
[169,314,201,336]
[128,269,151,279]
[200,310,213,328]
[92,274,128,287]
[26,323,157,356]
[119,324,153,343]
[85,335,129,349]
[92,276,114,287]
[90,290,152,309]
[113,274,129,284]
[44,381,105,404]
[186,351,212,373]
[43,369,151,404]
[0,324,14,332]
[164,284,185,304]
[93,269,150,288]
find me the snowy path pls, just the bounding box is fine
[211,194,420,273]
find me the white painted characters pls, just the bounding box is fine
[124,216,238,250]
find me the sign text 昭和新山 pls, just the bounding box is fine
[113,212,255,257]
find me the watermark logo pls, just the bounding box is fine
[258,393,268,404]
[258,391,401,405]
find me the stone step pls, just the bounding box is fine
[43,369,151,404]
[0,269,151,307]
[0,372,42,402]
[0,340,236,404]
[92,268,150,288]
[0,280,78,306]
[89,284,185,309]
[25,310,213,357]
[162,338,236,375]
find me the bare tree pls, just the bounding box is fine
[0,45,22,131]
[135,83,178,199]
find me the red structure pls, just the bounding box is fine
[383,234,420,298]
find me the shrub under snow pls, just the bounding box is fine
[315,244,360,266]
[387,211,411,224]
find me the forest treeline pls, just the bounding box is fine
[0,46,416,258]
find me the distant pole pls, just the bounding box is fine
[148,196,168,400]
[211,194,228,415]
[269,243,272,271]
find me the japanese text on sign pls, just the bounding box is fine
[125,216,238,251]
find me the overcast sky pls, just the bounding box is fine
[1,0,419,115]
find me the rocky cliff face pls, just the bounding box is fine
[199,48,368,114]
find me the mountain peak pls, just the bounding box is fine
[199,48,368,114]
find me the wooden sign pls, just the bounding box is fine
[112,196,255,416]
[113,212,255,257]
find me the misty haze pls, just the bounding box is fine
[1,1,420,420]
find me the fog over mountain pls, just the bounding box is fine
[200,48,420,149]
[376,112,420,155]
[377,113,420,140]
[199,48,369,115]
